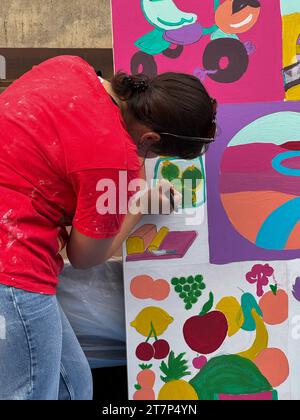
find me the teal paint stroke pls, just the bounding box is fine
[272,151,300,176]
[198,0,220,36]
[280,0,300,16]
[241,293,262,332]
[211,28,239,40]
[135,28,170,55]
[214,0,221,11]
[202,25,219,36]
[157,16,194,27]
[141,0,197,31]
[228,112,300,147]
[256,196,300,250]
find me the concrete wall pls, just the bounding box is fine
[0,0,112,48]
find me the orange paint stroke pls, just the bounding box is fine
[137,369,156,389]
[130,275,170,301]
[259,289,289,326]
[133,387,156,401]
[255,348,290,388]
[221,191,297,243]
[285,221,300,249]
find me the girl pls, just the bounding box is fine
[0,55,217,400]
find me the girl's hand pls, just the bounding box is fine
[129,179,182,215]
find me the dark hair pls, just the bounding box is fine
[111,71,217,160]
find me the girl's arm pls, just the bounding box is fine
[67,181,181,269]
[67,211,142,269]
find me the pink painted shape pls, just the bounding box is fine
[220,143,300,195]
[126,231,197,262]
[111,0,284,104]
[220,172,300,196]
[246,264,274,297]
[218,391,274,400]
[221,143,281,173]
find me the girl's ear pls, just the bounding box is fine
[140,131,161,145]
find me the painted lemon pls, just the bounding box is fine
[216,296,244,337]
[131,307,174,337]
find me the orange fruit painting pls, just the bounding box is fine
[259,289,288,325]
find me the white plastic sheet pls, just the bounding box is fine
[57,260,127,368]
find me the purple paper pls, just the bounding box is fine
[206,101,300,264]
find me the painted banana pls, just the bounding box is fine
[238,309,268,361]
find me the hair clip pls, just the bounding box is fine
[124,76,149,93]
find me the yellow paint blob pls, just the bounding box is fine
[148,227,170,252]
[216,296,244,337]
[158,380,198,400]
[283,13,300,101]
[131,306,174,337]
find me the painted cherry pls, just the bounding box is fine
[153,339,170,360]
[136,342,154,361]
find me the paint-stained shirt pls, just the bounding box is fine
[0,55,140,295]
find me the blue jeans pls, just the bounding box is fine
[0,284,93,400]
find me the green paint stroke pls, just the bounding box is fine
[199,292,214,316]
[171,275,206,311]
[154,157,206,209]
[190,355,273,400]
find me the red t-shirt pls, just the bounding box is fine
[0,55,140,295]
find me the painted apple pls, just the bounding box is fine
[215,0,261,35]
[183,293,228,355]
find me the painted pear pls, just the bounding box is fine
[216,296,244,337]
